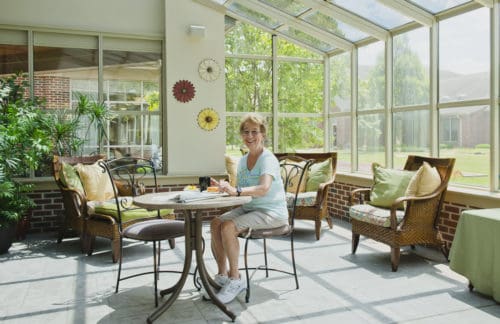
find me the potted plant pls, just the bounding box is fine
[0,73,52,253]
[43,92,112,157]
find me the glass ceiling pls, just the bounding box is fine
[215,0,483,55]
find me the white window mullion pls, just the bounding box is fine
[272,34,279,152]
[490,3,499,190]
[351,48,358,173]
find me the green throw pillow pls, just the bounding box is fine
[59,162,85,195]
[369,163,416,209]
[305,158,332,192]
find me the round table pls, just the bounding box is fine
[133,191,251,323]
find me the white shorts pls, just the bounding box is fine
[218,207,288,231]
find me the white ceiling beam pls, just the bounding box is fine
[377,0,435,27]
[302,0,389,41]
[238,0,354,51]
[474,0,494,8]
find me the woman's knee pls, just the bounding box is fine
[220,220,238,237]
[211,217,222,232]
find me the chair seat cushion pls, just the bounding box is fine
[123,219,185,241]
[242,224,292,239]
[349,204,405,228]
[285,191,317,208]
[88,197,174,223]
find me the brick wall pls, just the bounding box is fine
[26,179,481,248]
[33,75,70,109]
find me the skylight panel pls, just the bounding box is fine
[407,0,471,14]
[280,26,336,52]
[304,11,368,42]
[257,0,310,16]
[329,0,411,29]
[229,1,282,29]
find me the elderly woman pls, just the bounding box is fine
[210,113,288,304]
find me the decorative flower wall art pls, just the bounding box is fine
[172,80,195,103]
[197,108,219,131]
[198,58,221,82]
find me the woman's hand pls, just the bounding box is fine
[217,179,234,195]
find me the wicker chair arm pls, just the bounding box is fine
[313,182,327,207]
[390,182,448,229]
[61,187,89,218]
[88,212,118,225]
[350,188,371,205]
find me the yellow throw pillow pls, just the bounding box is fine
[405,161,442,197]
[225,155,240,187]
[74,160,115,201]
[282,159,309,194]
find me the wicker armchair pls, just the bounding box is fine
[53,155,176,263]
[275,152,337,240]
[349,155,455,271]
[53,155,105,247]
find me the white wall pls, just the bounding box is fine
[0,0,164,36]
[165,0,226,176]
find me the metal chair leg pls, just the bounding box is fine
[115,237,124,293]
[244,238,250,303]
[291,233,299,289]
[263,238,269,277]
[153,241,158,307]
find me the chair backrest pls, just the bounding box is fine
[274,152,337,180]
[99,157,159,227]
[52,155,105,188]
[278,156,313,226]
[403,155,455,225]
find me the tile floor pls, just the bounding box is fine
[1,219,499,324]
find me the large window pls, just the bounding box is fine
[438,8,490,188]
[393,27,429,107]
[329,52,351,171]
[357,41,385,111]
[439,106,490,187]
[102,38,162,164]
[225,22,325,155]
[439,8,490,103]
[357,41,385,172]
[1,29,163,174]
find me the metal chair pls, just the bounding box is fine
[100,157,185,307]
[238,155,313,302]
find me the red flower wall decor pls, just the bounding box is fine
[172,80,195,103]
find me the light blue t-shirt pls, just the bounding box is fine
[237,149,288,220]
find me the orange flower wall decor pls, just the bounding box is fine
[172,80,195,103]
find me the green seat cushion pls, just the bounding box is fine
[92,198,174,223]
[369,163,416,209]
[305,158,332,192]
[59,162,85,195]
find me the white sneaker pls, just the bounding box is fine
[216,277,247,304]
[201,274,230,300]
[213,274,230,288]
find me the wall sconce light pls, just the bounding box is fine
[188,25,206,38]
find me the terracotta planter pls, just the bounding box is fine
[0,223,16,254]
